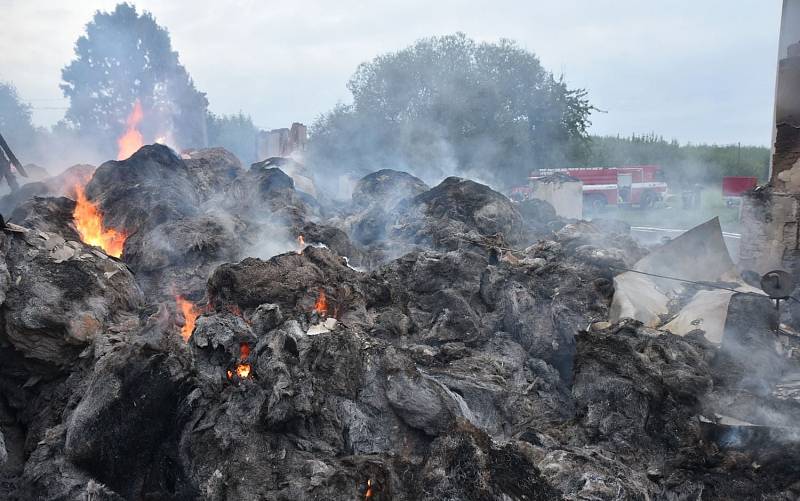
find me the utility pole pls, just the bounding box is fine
[737,142,741,170]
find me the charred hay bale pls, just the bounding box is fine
[480,256,612,380]
[297,221,365,267]
[383,346,466,436]
[391,177,524,250]
[181,147,243,202]
[124,215,245,299]
[10,196,82,241]
[191,312,256,390]
[182,320,382,499]
[207,245,372,321]
[434,335,574,434]
[350,205,389,245]
[64,345,194,500]
[415,420,559,501]
[18,425,123,500]
[224,166,312,228]
[555,220,645,266]
[0,228,143,367]
[86,144,199,234]
[516,197,565,236]
[572,321,712,455]
[352,169,429,210]
[375,248,610,381]
[252,157,317,196]
[375,250,487,344]
[249,164,294,192]
[534,446,658,499]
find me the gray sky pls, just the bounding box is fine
[0,0,782,146]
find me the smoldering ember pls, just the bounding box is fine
[1,3,799,501]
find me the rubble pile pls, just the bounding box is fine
[0,146,799,500]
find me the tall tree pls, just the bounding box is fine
[0,82,37,156]
[206,112,258,164]
[61,3,208,156]
[309,33,592,187]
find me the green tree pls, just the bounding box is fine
[0,82,37,157]
[584,134,770,187]
[61,3,208,157]
[206,112,258,164]
[309,33,592,187]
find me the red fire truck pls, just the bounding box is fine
[511,165,668,210]
[721,176,757,207]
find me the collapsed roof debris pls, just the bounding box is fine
[611,217,761,343]
[0,145,798,500]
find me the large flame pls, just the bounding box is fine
[73,184,126,257]
[176,295,200,342]
[117,100,144,160]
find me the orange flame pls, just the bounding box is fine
[117,100,144,160]
[235,363,251,379]
[297,235,306,254]
[73,184,126,257]
[176,296,200,342]
[365,479,374,499]
[228,342,252,380]
[314,289,328,316]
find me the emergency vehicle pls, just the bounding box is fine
[511,165,668,210]
[721,176,757,207]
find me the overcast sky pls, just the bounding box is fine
[0,0,783,146]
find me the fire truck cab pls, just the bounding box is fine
[528,165,668,210]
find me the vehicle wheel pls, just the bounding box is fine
[639,191,656,209]
[587,195,607,212]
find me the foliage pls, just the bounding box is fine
[309,33,593,187]
[206,112,258,164]
[585,133,770,187]
[61,3,208,157]
[0,82,38,156]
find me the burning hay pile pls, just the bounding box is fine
[0,145,799,500]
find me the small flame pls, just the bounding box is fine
[228,342,252,381]
[235,362,251,379]
[297,235,306,254]
[176,295,200,341]
[73,184,126,257]
[365,479,374,499]
[117,100,144,160]
[314,289,328,316]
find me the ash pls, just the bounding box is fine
[0,145,797,500]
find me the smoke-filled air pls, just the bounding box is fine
[0,2,797,500]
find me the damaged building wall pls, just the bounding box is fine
[257,122,308,159]
[739,1,800,275]
[739,189,800,274]
[529,173,582,219]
